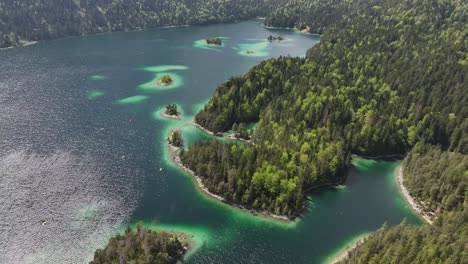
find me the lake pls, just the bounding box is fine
[0,20,421,264]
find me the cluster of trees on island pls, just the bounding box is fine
[0,0,289,48]
[206,37,223,46]
[158,75,173,86]
[165,104,179,116]
[90,222,187,264]
[267,35,284,41]
[168,129,184,148]
[187,0,467,218]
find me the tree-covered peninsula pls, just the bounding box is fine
[90,223,189,264]
[338,144,467,264]
[183,0,467,218]
[0,0,288,48]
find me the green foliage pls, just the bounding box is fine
[339,146,467,264]
[206,37,222,45]
[159,75,173,85]
[403,143,467,214]
[90,224,186,264]
[165,104,179,116]
[233,122,251,140]
[0,0,288,48]
[185,0,468,217]
[265,0,348,34]
[169,129,183,147]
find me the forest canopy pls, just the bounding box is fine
[183,0,468,217]
[0,0,288,48]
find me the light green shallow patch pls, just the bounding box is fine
[277,43,295,47]
[89,74,108,81]
[139,72,184,91]
[191,100,209,118]
[115,95,149,104]
[237,41,270,57]
[351,157,379,172]
[143,65,189,73]
[86,90,105,100]
[334,185,347,191]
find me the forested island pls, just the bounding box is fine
[165,104,179,117]
[157,75,174,86]
[206,37,223,46]
[90,223,189,264]
[168,129,184,148]
[185,0,467,219]
[0,0,289,48]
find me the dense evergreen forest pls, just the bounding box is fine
[90,223,187,264]
[339,145,467,263]
[182,0,468,217]
[264,0,349,34]
[0,0,287,48]
[403,143,467,215]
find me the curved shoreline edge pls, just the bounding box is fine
[327,233,369,264]
[395,165,434,224]
[325,161,436,264]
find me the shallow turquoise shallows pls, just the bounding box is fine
[0,20,421,264]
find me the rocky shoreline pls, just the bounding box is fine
[395,165,434,224]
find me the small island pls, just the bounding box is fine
[156,74,174,86]
[160,104,182,120]
[167,128,184,149]
[245,50,256,54]
[267,35,284,41]
[206,37,223,46]
[165,104,179,116]
[89,222,189,264]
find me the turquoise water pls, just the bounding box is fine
[0,20,421,264]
